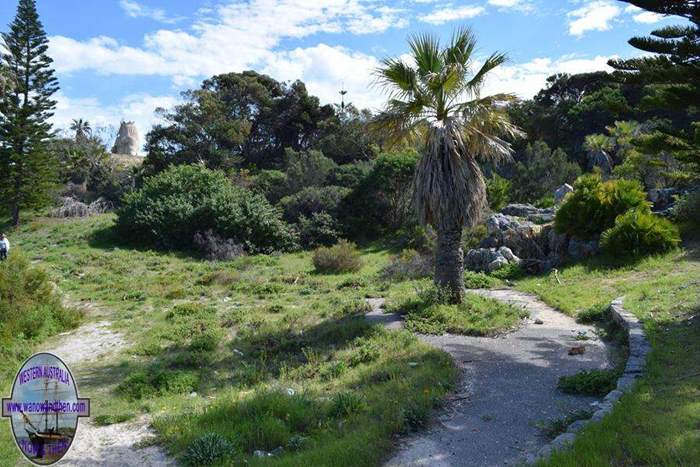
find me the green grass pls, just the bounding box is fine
[513,244,700,466]
[395,283,527,335]
[0,214,462,466]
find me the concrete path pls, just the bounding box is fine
[368,289,612,467]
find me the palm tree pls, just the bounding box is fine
[70,118,91,142]
[374,28,523,303]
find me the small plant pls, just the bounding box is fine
[380,249,433,282]
[558,369,618,396]
[402,403,430,432]
[577,304,608,324]
[463,271,499,289]
[193,230,246,261]
[287,434,307,451]
[184,432,234,466]
[93,413,134,426]
[486,173,511,212]
[601,209,680,257]
[312,240,363,274]
[671,190,700,226]
[537,409,593,439]
[329,392,367,418]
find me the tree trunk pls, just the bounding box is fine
[11,203,20,227]
[435,222,464,303]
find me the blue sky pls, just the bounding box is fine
[0,0,677,149]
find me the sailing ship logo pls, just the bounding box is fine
[2,352,90,465]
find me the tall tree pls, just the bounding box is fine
[0,0,59,226]
[609,0,700,181]
[375,28,523,302]
[70,118,91,143]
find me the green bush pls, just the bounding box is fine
[672,190,700,226]
[463,271,499,289]
[252,169,290,204]
[0,252,83,368]
[117,165,297,253]
[312,240,363,274]
[486,173,511,211]
[184,433,234,466]
[558,369,618,396]
[601,209,680,256]
[555,174,650,239]
[297,211,341,248]
[380,249,433,282]
[117,369,199,400]
[280,185,350,222]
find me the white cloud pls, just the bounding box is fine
[264,44,383,111]
[624,5,664,24]
[487,0,533,12]
[481,54,617,98]
[52,92,179,152]
[50,0,409,81]
[567,1,621,37]
[120,0,183,24]
[419,5,485,25]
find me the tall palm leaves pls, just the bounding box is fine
[375,28,523,301]
[70,118,91,142]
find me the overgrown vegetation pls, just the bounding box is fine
[117,164,297,252]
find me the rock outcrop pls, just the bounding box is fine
[111,121,140,156]
[465,246,520,273]
[554,184,574,205]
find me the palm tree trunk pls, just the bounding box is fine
[435,222,464,303]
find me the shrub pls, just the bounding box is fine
[380,249,433,282]
[117,165,297,253]
[193,230,245,261]
[284,148,337,193]
[463,271,499,289]
[117,369,199,400]
[0,252,83,368]
[601,209,680,256]
[486,173,511,211]
[671,190,700,226]
[297,211,341,248]
[558,369,618,396]
[184,433,234,466]
[329,392,367,418]
[462,224,488,250]
[510,141,581,203]
[327,161,373,188]
[252,169,290,204]
[395,224,435,253]
[312,240,363,274]
[280,185,350,222]
[555,174,650,239]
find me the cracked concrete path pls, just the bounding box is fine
[368,289,612,467]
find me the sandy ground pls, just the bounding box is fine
[17,318,174,466]
[367,289,613,467]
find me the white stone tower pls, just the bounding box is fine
[111,121,140,156]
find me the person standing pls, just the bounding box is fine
[0,233,10,261]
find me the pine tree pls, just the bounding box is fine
[0,0,59,226]
[608,1,700,182]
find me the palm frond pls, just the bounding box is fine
[375,57,417,98]
[443,27,477,68]
[409,33,443,78]
[465,52,507,92]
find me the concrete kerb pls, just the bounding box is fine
[532,297,649,463]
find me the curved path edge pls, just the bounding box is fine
[533,297,650,462]
[367,289,614,466]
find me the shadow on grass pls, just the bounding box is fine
[87,223,205,261]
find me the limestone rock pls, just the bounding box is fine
[554,183,574,205]
[501,203,555,222]
[111,121,140,156]
[465,247,520,273]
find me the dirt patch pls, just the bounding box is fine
[30,319,174,466]
[51,321,127,366]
